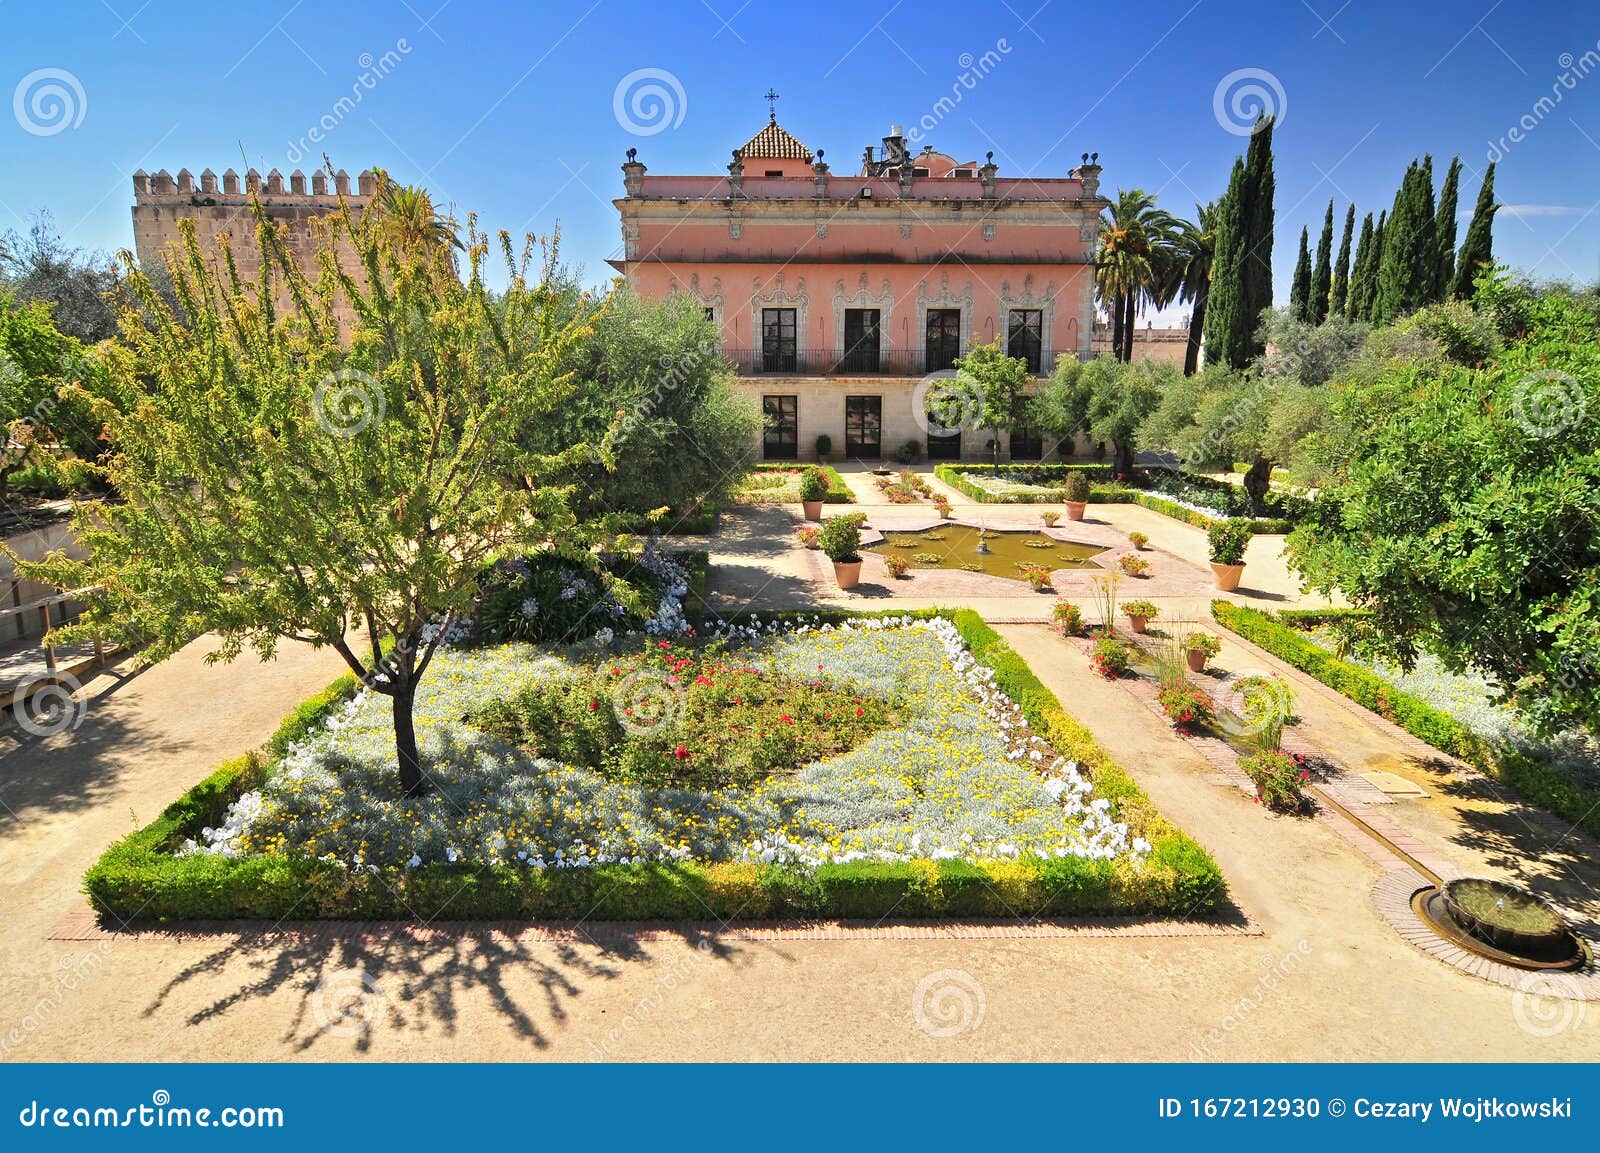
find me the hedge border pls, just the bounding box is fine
[934,465,1295,533]
[1210,601,1600,842]
[742,462,855,504]
[83,610,1224,924]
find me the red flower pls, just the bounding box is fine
[780,714,794,725]
[674,745,689,760]
[855,707,864,717]
[588,700,600,711]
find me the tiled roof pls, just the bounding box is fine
[737,119,814,161]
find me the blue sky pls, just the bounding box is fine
[3,0,1598,305]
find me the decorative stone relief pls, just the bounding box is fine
[749,272,810,349]
[998,273,1059,358]
[914,273,976,354]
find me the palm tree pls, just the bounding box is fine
[1096,189,1178,362]
[376,176,462,258]
[1167,202,1218,376]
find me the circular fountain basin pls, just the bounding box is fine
[1412,878,1589,970]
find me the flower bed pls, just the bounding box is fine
[1211,601,1600,840]
[734,464,854,505]
[85,611,1223,922]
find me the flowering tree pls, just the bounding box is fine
[19,185,606,794]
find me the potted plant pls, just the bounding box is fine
[1128,531,1148,550]
[1182,630,1222,673]
[1041,510,1061,527]
[1118,554,1150,578]
[1123,599,1158,634]
[796,525,821,550]
[814,433,833,464]
[884,553,910,579]
[1052,600,1086,637]
[1016,562,1053,592]
[1207,519,1253,591]
[798,465,830,521]
[1062,469,1090,521]
[818,513,865,590]
[1089,632,1131,678]
[932,494,953,519]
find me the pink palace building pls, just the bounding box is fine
[611,114,1107,463]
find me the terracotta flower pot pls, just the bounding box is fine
[1211,562,1245,591]
[832,560,863,590]
[1186,649,1207,673]
[801,500,823,521]
[1127,614,1149,635]
[1064,500,1087,521]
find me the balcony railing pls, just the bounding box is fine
[723,347,1064,378]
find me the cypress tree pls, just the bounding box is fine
[1434,156,1462,301]
[1330,203,1355,317]
[1346,211,1374,319]
[1366,210,1387,323]
[1202,116,1276,367]
[1311,199,1334,323]
[1451,162,1497,299]
[1375,160,1438,324]
[1290,227,1313,323]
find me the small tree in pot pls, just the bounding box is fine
[1062,469,1091,520]
[818,513,866,590]
[1207,519,1253,590]
[798,465,829,521]
[814,433,832,463]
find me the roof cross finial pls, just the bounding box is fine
[764,87,780,121]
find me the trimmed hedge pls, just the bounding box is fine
[935,464,1294,533]
[746,462,854,503]
[1211,601,1600,842]
[84,610,1225,923]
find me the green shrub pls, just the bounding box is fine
[1211,601,1600,840]
[798,466,830,502]
[1063,469,1091,502]
[817,514,865,563]
[1240,749,1309,811]
[1207,519,1253,565]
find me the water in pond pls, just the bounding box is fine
[869,525,1106,577]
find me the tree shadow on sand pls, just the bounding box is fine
[137,922,746,1055]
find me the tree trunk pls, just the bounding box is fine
[1242,456,1273,517]
[1184,290,1208,376]
[392,685,425,796]
[1114,438,1136,477]
[1121,297,1136,362]
[1109,293,1124,360]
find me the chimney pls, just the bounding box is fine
[812,149,829,198]
[621,147,646,197]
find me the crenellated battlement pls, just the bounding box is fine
[131,166,377,206]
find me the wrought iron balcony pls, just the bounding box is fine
[721,346,1061,378]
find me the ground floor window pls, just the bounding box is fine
[844,395,882,459]
[1009,425,1044,461]
[926,428,962,460]
[762,395,798,460]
